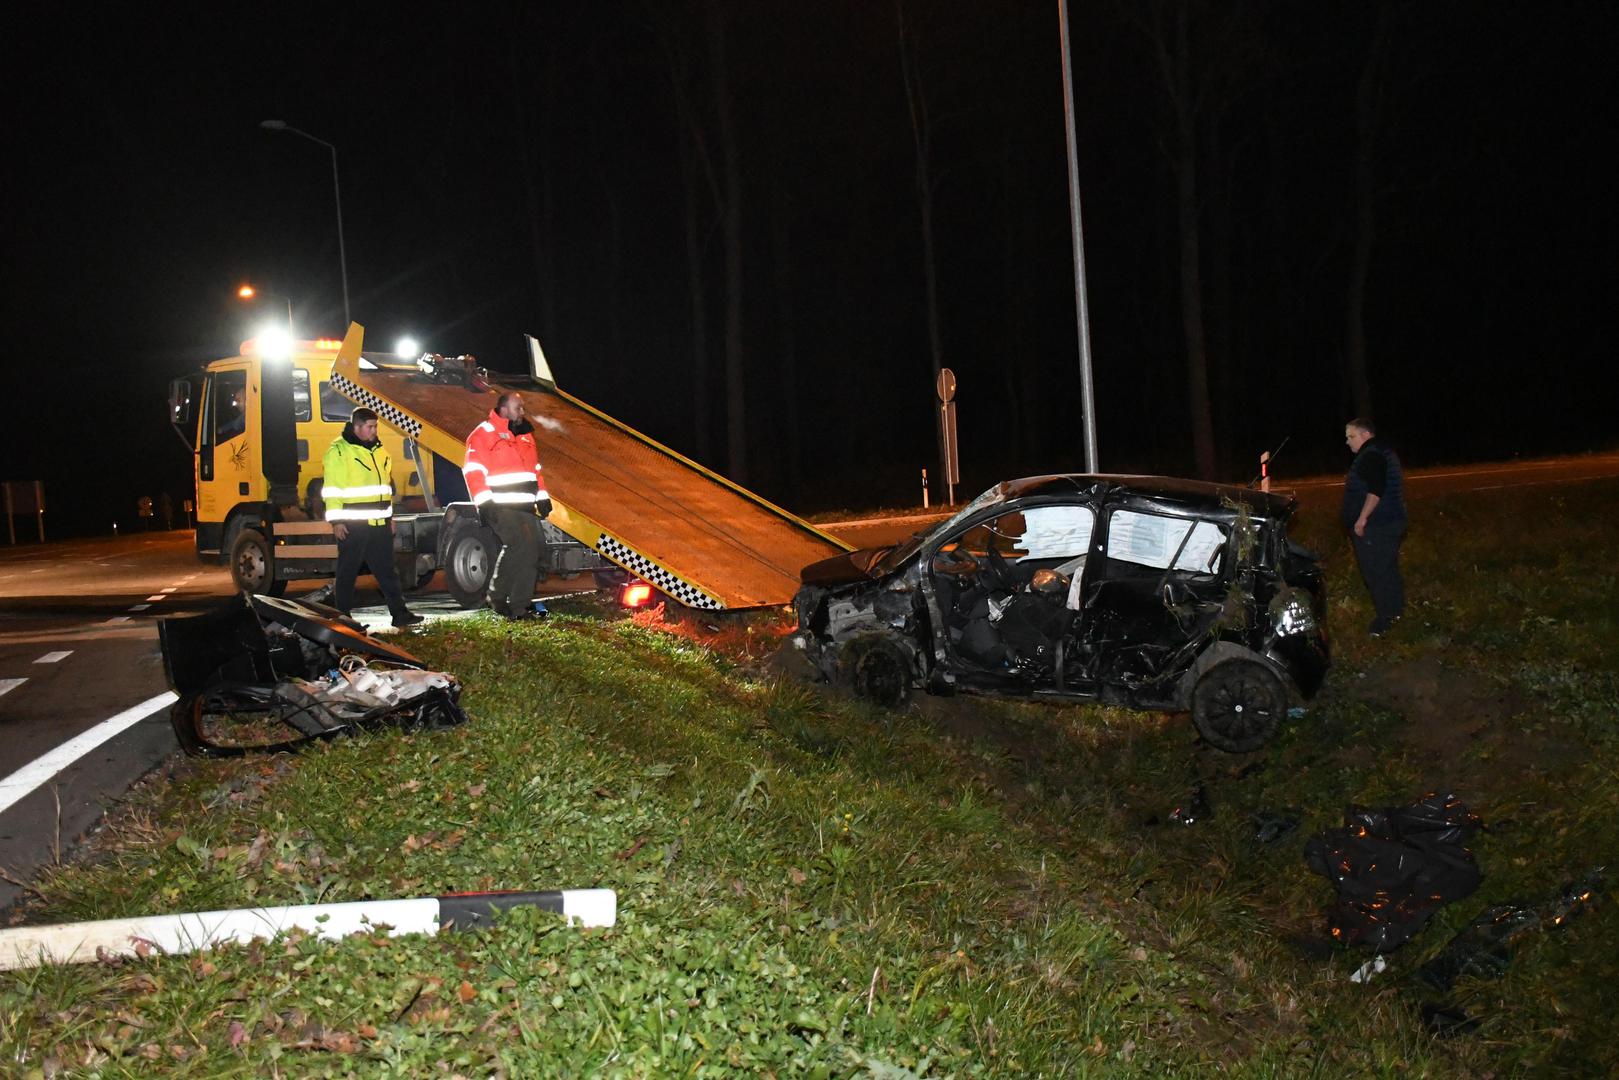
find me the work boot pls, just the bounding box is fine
[392,612,425,628]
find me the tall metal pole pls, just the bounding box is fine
[259,121,351,327]
[1058,0,1100,472]
[327,144,351,327]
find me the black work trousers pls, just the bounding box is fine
[334,522,411,621]
[1351,524,1406,627]
[486,505,542,614]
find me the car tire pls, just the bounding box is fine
[1191,659,1286,753]
[229,527,287,597]
[445,519,500,609]
[845,637,912,708]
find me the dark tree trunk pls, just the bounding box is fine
[772,196,800,493]
[706,0,747,483]
[1346,10,1389,420]
[897,0,945,467]
[1168,8,1218,480]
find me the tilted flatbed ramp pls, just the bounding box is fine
[331,326,850,609]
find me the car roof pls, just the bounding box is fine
[997,473,1294,517]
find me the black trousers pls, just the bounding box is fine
[486,505,542,614]
[334,522,411,620]
[1351,524,1406,626]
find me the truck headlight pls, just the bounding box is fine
[1273,595,1317,636]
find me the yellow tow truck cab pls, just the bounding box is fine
[170,336,428,588]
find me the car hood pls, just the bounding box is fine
[799,546,893,588]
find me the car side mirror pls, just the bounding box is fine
[168,378,193,425]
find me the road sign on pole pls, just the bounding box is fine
[936,367,960,504]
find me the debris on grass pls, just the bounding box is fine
[1303,792,1483,951]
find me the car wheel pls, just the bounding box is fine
[230,527,287,597]
[1191,659,1286,753]
[846,637,912,708]
[445,520,500,609]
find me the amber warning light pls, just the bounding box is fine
[619,582,655,608]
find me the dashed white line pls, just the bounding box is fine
[144,595,167,602]
[129,604,151,612]
[0,678,26,700]
[161,587,177,593]
[0,692,178,816]
[34,652,72,664]
[101,617,130,625]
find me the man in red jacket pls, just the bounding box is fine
[463,393,553,619]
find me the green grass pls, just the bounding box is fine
[3,481,1618,1076]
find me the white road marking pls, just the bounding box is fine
[0,679,26,700]
[34,652,72,664]
[101,617,130,625]
[129,604,151,611]
[0,692,178,816]
[144,595,167,602]
[161,587,177,593]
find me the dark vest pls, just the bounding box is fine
[1342,440,1407,528]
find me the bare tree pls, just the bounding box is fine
[706,0,748,482]
[897,0,945,463]
[1131,0,1271,479]
[1345,7,1392,419]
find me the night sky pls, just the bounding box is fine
[3,2,1614,538]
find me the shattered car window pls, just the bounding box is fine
[879,485,1007,572]
[1107,510,1227,574]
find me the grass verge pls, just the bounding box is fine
[3,481,1617,1076]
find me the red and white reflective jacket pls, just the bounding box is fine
[463,410,548,508]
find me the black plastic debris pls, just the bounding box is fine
[1303,792,1483,951]
[1168,784,1213,826]
[1418,867,1605,992]
[1420,1002,1481,1038]
[1252,810,1301,844]
[160,595,466,757]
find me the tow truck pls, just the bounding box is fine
[168,325,850,610]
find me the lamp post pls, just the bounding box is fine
[259,120,351,327]
[236,284,294,335]
[1057,0,1100,472]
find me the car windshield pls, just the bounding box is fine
[876,485,1007,573]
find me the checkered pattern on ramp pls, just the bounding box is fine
[330,373,424,438]
[596,534,723,610]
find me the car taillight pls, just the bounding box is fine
[619,582,655,608]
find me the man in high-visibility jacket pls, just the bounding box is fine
[463,392,552,619]
[322,407,423,628]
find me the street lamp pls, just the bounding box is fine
[237,284,294,335]
[259,119,351,327]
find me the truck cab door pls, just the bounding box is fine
[197,364,252,522]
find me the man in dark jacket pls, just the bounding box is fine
[1342,418,1407,636]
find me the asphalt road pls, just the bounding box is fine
[1,451,1615,912]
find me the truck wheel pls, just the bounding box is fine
[445,521,500,609]
[1191,660,1286,753]
[230,527,287,597]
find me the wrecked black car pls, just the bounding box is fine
[793,475,1328,752]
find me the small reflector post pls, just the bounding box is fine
[620,582,654,608]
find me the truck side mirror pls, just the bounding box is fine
[169,378,192,425]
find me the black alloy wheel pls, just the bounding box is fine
[1190,659,1286,753]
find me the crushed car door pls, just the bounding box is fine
[1074,507,1232,693]
[926,501,1096,683]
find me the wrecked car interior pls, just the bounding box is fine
[794,475,1329,751]
[159,595,466,756]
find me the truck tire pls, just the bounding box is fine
[1191,659,1286,753]
[445,520,500,609]
[230,527,287,597]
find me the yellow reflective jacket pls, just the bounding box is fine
[321,430,394,524]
